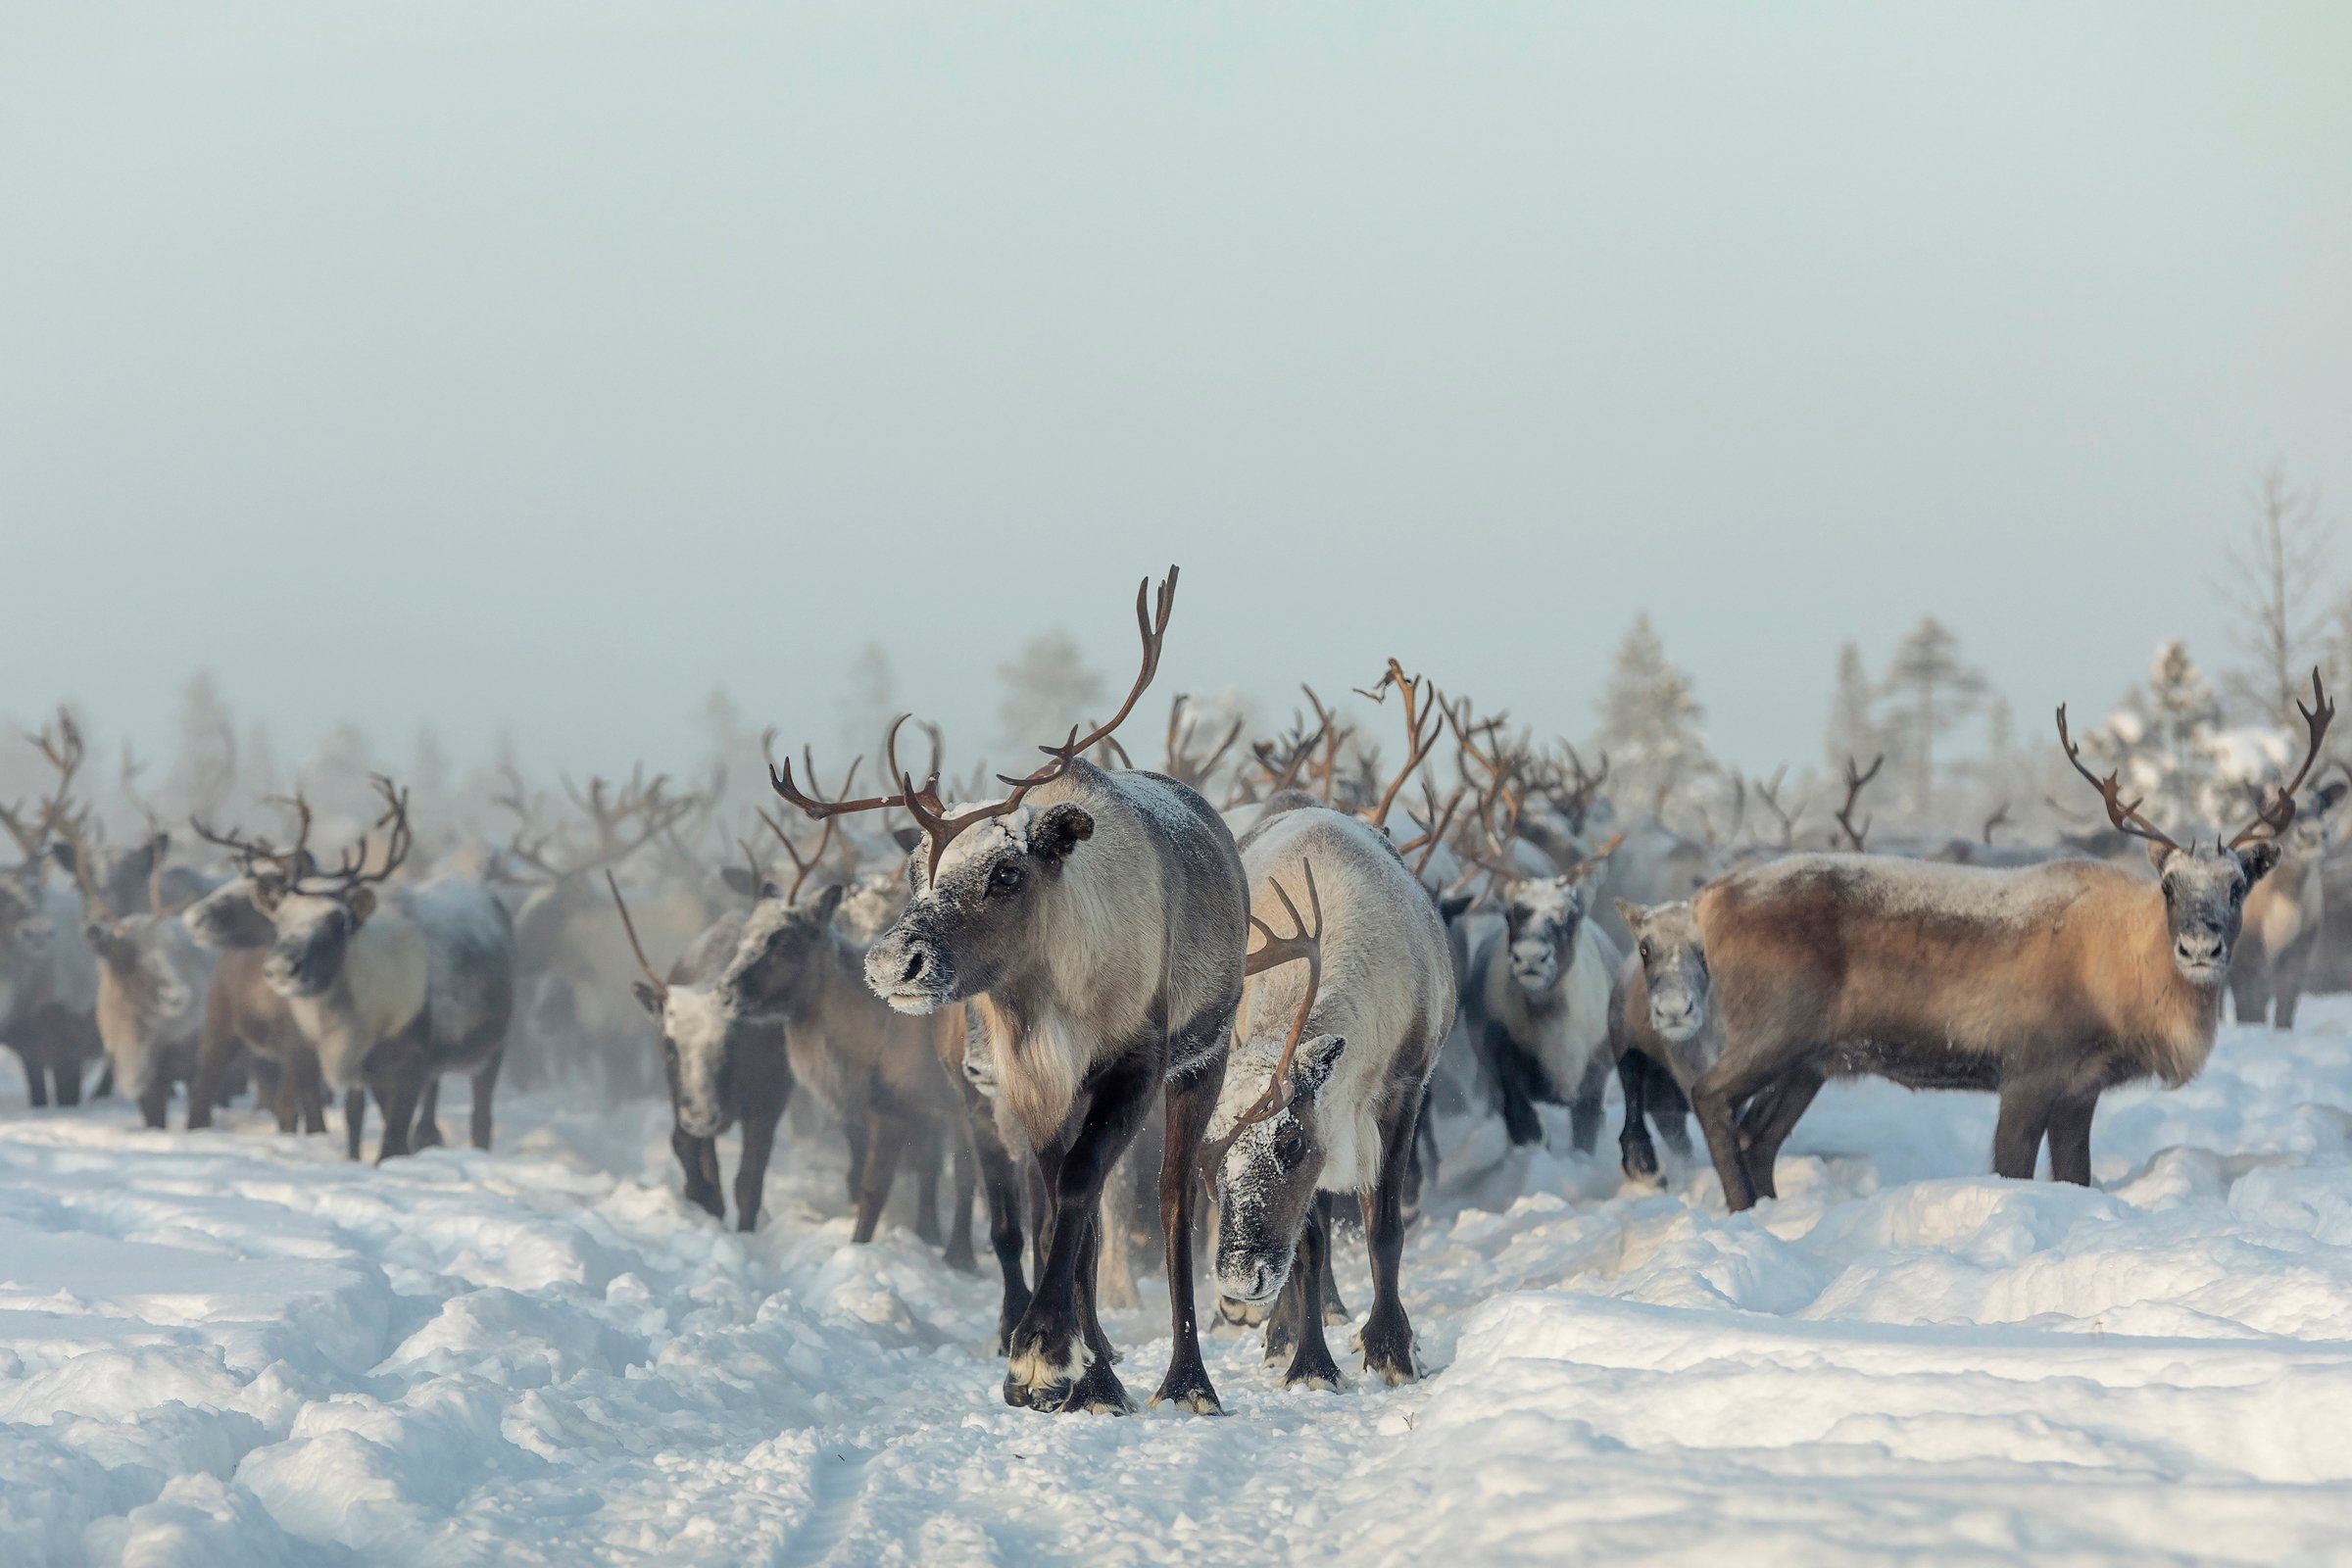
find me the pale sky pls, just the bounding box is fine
[3,3,2347,784]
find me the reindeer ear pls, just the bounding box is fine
[631,981,664,1017]
[1437,892,1474,924]
[2144,840,2174,874]
[1614,898,1644,933]
[347,887,377,923]
[721,866,758,899]
[809,883,846,922]
[892,827,923,854]
[1290,1034,1346,1098]
[2238,840,2283,884]
[1030,804,1094,865]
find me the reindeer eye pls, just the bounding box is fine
[1275,1127,1306,1163]
[1639,942,1651,961]
[990,863,1023,896]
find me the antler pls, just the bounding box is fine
[1352,660,1446,831]
[1834,755,1884,852]
[771,568,1180,885]
[2054,709,2180,853]
[1755,765,1803,849]
[1983,801,2012,846]
[1551,743,1610,834]
[604,869,669,1000]
[1200,860,1325,1192]
[2229,667,2335,849]
[1396,778,1468,877]
[1164,695,1244,789]
[296,776,414,893]
[757,758,852,903]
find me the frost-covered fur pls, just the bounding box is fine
[859,757,1247,1415]
[1467,863,1621,1151]
[1689,844,2278,1210]
[86,910,213,1122]
[1206,805,1452,1391]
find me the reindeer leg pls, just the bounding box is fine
[943,1119,980,1274]
[1992,1076,2059,1181]
[970,1096,1031,1354]
[368,1050,427,1164]
[1740,1066,1824,1201]
[2046,1091,2099,1187]
[1648,1057,1694,1157]
[1284,1200,1345,1392]
[344,1087,368,1161]
[734,1079,787,1232]
[468,1051,502,1152]
[1150,1051,1227,1415]
[1357,1097,1425,1386]
[14,1043,49,1109]
[852,1111,905,1244]
[1004,1057,1154,1415]
[1616,1048,1658,1181]
[1485,1023,1544,1147]
[1690,1051,1778,1212]
[673,1125,724,1218]
[295,1052,326,1135]
[1567,1054,1610,1154]
[409,1076,444,1151]
[1316,1192,1351,1324]
[910,1122,944,1246]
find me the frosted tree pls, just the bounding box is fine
[2220,464,2330,725]
[998,630,1105,761]
[166,670,239,823]
[2081,640,2226,832]
[1593,612,1710,810]
[697,685,753,818]
[1822,642,1880,778]
[1877,617,1988,817]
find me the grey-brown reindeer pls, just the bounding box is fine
[771,566,1250,1416]
[1683,670,2333,1210]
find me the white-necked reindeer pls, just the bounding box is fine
[773,567,1250,1417]
[1685,672,2333,1210]
[1204,798,1455,1390]
[2230,769,2348,1029]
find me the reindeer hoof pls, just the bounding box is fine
[1215,1293,1266,1329]
[1358,1312,1423,1387]
[1149,1364,1223,1416]
[1004,1330,1090,1411]
[1283,1354,1347,1394]
[1059,1360,1136,1415]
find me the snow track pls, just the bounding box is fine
[8,1007,2352,1565]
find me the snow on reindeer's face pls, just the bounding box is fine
[260,885,378,1001]
[1620,898,1710,1044]
[1502,870,1597,995]
[2150,839,2278,986]
[1208,1033,1347,1308]
[861,802,1095,1014]
[182,873,285,953]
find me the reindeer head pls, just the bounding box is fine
[768,569,1177,1019]
[244,780,413,1001]
[2060,671,2330,987]
[1202,864,1337,1310]
[1619,897,1711,1045]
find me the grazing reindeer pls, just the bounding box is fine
[1606,899,1706,1182]
[181,827,327,1135]
[1464,829,1627,1152]
[1204,801,1455,1391]
[773,567,1249,1416]
[212,781,515,1161]
[1686,671,2333,1211]
[2230,772,2348,1029]
[63,818,214,1128]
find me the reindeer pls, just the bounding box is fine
[2229,769,2348,1029]
[773,567,1249,1416]
[1463,820,1627,1153]
[1606,899,1706,1182]
[1203,799,1455,1391]
[1684,671,2333,1211]
[59,814,215,1128]
[180,822,327,1135]
[0,715,102,1105]
[206,780,515,1160]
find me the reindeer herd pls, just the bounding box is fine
[0,565,2339,1418]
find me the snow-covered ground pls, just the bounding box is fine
[8,1006,2352,1567]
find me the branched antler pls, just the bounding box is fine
[1834,755,1884,852]
[1200,860,1324,1192]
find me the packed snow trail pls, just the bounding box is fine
[8,1007,2352,1565]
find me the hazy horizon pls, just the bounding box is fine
[5,3,2348,784]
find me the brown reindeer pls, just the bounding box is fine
[181,818,327,1134]
[1686,671,2332,1210]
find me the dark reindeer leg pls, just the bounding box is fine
[1005,1056,1156,1415]
[1567,1054,1611,1154]
[1691,1051,1782,1212]
[735,1088,786,1233]
[1647,1059,1693,1157]
[1284,1200,1345,1392]
[368,1050,428,1164]
[344,1087,368,1161]
[672,1125,725,1219]
[468,1050,503,1152]
[1486,1023,1544,1147]
[1318,1192,1350,1325]
[912,1122,944,1246]
[185,998,238,1131]
[1356,1096,1425,1386]
[295,1053,326,1135]
[2046,1092,2098,1187]
[842,1114,869,1210]
[943,1122,980,1273]
[852,1111,906,1244]
[409,1076,444,1151]
[972,1102,1031,1354]
[1739,1066,1825,1201]
[1991,1076,2059,1180]
[137,1079,170,1130]
[270,1054,302,1133]
[1074,1208,1115,1369]
[14,1044,49,1109]
[1617,1049,1658,1181]
[1151,1051,1227,1415]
